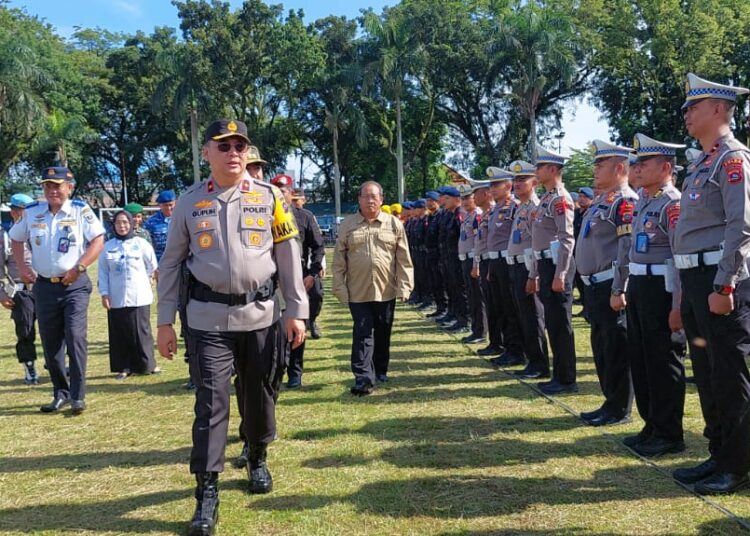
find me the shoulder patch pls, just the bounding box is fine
[723,158,745,184]
[666,202,681,229]
[553,197,571,215]
[72,199,86,207]
[271,192,299,243]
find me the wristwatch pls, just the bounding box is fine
[713,284,734,295]
[610,289,624,297]
[77,264,87,273]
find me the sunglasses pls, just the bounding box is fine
[216,141,248,153]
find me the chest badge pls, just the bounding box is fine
[198,232,213,249]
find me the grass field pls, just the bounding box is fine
[1,252,749,535]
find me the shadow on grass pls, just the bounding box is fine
[696,517,750,534]
[249,466,692,519]
[0,446,192,473]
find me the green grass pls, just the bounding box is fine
[0,251,749,535]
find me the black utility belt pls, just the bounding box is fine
[190,278,276,307]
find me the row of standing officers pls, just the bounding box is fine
[404,72,750,497]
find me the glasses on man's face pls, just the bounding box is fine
[216,141,248,153]
[359,194,381,200]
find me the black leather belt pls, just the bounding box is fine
[190,278,276,306]
[37,276,65,284]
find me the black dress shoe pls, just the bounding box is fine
[437,315,456,325]
[673,458,718,484]
[350,379,374,396]
[623,428,652,448]
[40,397,70,413]
[417,302,433,311]
[286,376,302,389]
[587,413,631,427]
[477,345,503,356]
[426,309,446,318]
[694,472,749,495]
[446,322,469,333]
[189,472,219,535]
[71,400,86,415]
[493,353,526,367]
[512,367,549,379]
[461,335,486,344]
[632,436,685,458]
[233,442,250,469]
[247,445,273,494]
[309,322,322,339]
[376,374,388,383]
[580,407,606,422]
[539,381,578,395]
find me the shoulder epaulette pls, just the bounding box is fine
[72,199,86,207]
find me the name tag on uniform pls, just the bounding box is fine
[635,232,649,253]
[512,229,522,244]
[57,237,70,253]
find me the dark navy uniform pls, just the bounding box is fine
[425,205,446,315]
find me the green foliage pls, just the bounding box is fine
[562,147,594,191]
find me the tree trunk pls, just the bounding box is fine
[333,125,342,220]
[528,105,536,161]
[190,107,201,184]
[395,94,405,203]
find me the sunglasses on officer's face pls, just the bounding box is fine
[216,141,248,153]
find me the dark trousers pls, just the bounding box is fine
[34,274,91,400]
[10,289,36,363]
[680,266,750,474]
[537,259,576,384]
[349,300,396,384]
[480,260,503,350]
[627,275,685,441]
[187,321,285,473]
[488,258,524,355]
[107,305,155,374]
[583,279,633,418]
[509,262,549,373]
[446,254,468,323]
[462,258,486,337]
[308,275,324,323]
[427,252,446,311]
[288,340,305,380]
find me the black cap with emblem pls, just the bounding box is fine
[41,166,75,183]
[203,119,251,144]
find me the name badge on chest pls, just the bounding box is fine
[512,229,522,244]
[57,237,70,253]
[635,232,649,253]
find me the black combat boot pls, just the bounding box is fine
[188,472,219,536]
[247,444,273,494]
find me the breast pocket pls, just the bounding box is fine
[685,174,710,207]
[30,228,48,249]
[193,230,219,254]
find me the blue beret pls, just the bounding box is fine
[425,191,440,201]
[578,187,594,199]
[402,201,413,210]
[413,199,426,208]
[442,186,460,198]
[9,193,34,208]
[570,192,579,202]
[156,189,176,203]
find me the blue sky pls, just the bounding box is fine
[12,0,609,161]
[11,0,395,35]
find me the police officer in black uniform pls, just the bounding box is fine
[425,192,447,320]
[270,173,325,389]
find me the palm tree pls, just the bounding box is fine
[363,11,425,203]
[152,43,210,184]
[489,3,584,160]
[31,109,95,167]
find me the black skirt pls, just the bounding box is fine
[107,305,156,373]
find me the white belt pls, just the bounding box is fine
[481,253,491,261]
[458,253,467,261]
[505,253,525,265]
[487,251,500,260]
[580,267,615,286]
[628,262,668,276]
[500,250,509,258]
[673,250,721,270]
[14,283,25,291]
[533,249,553,260]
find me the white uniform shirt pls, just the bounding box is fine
[9,198,105,278]
[98,236,157,308]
